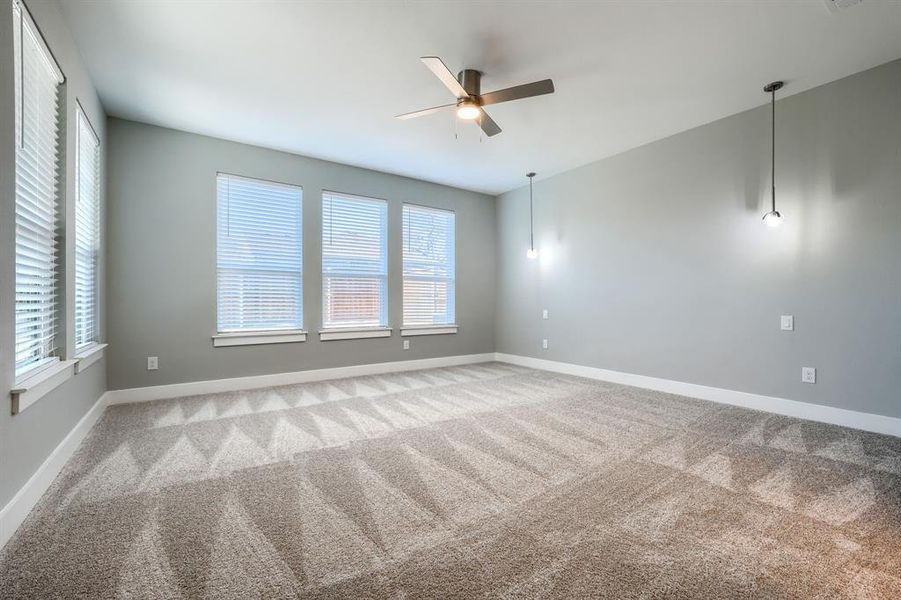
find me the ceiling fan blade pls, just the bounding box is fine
[395,103,456,120]
[478,109,502,137]
[421,56,468,99]
[479,79,555,106]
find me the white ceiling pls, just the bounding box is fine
[61,0,901,195]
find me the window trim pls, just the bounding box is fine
[11,359,77,415]
[321,190,389,330]
[400,325,459,337]
[74,342,108,373]
[212,329,307,347]
[318,327,392,341]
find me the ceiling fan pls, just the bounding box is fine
[396,56,555,137]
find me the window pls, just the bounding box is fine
[402,204,456,329]
[216,174,303,333]
[74,107,100,350]
[13,0,65,379]
[321,192,388,331]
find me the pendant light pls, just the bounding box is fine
[526,172,538,259]
[762,81,784,228]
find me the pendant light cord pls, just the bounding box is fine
[528,173,535,251]
[770,86,776,213]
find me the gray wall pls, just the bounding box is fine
[0,0,106,509]
[496,59,901,419]
[106,119,496,390]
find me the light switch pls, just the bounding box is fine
[781,315,794,331]
[403,340,410,350]
[542,339,548,350]
[147,356,159,371]
[542,309,549,320]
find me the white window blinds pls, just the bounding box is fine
[75,108,100,349]
[322,192,388,329]
[14,0,64,379]
[403,205,456,327]
[217,174,303,332]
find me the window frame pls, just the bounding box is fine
[74,102,101,352]
[400,203,458,336]
[12,0,65,383]
[320,190,390,339]
[214,172,305,344]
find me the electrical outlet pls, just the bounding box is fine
[403,340,410,350]
[781,315,794,331]
[801,367,816,384]
[542,339,548,350]
[542,309,549,320]
[147,356,159,371]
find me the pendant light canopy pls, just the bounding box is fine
[526,172,538,259]
[762,81,784,228]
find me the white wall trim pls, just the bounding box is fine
[401,325,459,337]
[106,352,495,405]
[0,391,109,551]
[11,359,78,414]
[74,343,108,373]
[494,353,901,438]
[318,327,392,341]
[212,330,307,347]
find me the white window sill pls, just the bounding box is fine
[213,330,307,347]
[319,327,392,341]
[401,325,459,337]
[75,343,108,373]
[11,359,78,414]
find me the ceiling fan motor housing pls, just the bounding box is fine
[458,69,481,98]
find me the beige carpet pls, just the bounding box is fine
[1,363,900,599]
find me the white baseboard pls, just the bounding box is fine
[494,353,901,438]
[106,353,497,405]
[0,391,110,551]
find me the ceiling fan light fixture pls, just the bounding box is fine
[456,100,480,120]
